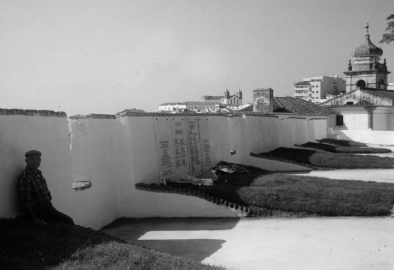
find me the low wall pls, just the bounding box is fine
[0,109,327,229]
[333,129,394,145]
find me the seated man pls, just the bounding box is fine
[17,150,74,225]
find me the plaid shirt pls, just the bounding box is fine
[17,168,52,207]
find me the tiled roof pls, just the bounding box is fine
[236,97,329,115]
[237,104,253,112]
[273,97,329,115]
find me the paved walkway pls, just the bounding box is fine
[101,147,394,269]
[101,217,394,270]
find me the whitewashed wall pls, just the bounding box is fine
[1,110,327,229]
[333,130,394,145]
[0,111,74,221]
[278,118,295,147]
[308,118,327,141]
[292,118,309,145]
[68,115,125,229]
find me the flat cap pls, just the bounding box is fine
[25,150,41,157]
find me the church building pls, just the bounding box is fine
[343,25,390,92]
[201,88,243,106]
[322,26,394,137]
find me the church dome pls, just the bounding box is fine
[351,34,383,58]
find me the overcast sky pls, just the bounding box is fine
[1,0,393,116]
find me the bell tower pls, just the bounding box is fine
[343,24,390,92]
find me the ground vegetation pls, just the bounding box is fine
[257,147,394,169]
[300,142,391,153]
[0,219,222,269]
[161,165,394,217]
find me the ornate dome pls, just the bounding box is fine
[351,34,383,58]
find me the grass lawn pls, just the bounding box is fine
[0,219,222,269]
[318,139,368,147]
[162,166,394,217]
[300,142,391,153]
[256,147,394,169]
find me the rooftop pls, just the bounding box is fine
[294,81,310,86]
[237,97,329,115]
[159,101,218,106]
[352,34,383,58]
[321,89,394,107]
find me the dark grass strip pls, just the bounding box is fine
[0,219,222,269]
[258,147,394,169]
[300,142,391,153]
[138,165,394,217]
[240,174,394,216]
[318,139,367,147]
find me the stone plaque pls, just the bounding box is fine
[170,117,190,179]
[154,117,175,181]
[198,117,212,172]
[185,116,203,175]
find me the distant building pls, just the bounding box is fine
[388,83,394,91]
[322,29,393,132]
[238,95,328,115]
[201,88,243,106]
[344,29,390,92]
[293,76,345,103]
[159,88,243,112]
[158,101,218,113]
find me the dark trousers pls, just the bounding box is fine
[32,202,74,224]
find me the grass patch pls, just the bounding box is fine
[258,147,394,169]
[0,219,222,269]
[240,174,394,216]
[318,139,367,147]
[165,167,394,216]
[300,142,391,154]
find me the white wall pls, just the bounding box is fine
[328,107,394,131]
[308,118,327,141]
[278,118,295,147]
[69,116,125,229]
[333,129,394,145]
[0,112,74,220]
[1,110,327,229]
[291,118,309,145]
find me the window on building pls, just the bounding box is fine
[336,115,344,126]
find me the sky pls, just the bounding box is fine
[1,0,393,116]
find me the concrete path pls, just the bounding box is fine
[101,147,394,269]
[286,169,394,184]
[101,217,394,270]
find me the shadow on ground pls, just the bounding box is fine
[101,217,241,261]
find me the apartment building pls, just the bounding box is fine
[293,75,346,103]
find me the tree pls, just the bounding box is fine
[380,14,394,44]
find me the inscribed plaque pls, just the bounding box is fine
[154,117,175,181]
[170,117,190,179]
[185,116,203,175]
[197,117,212,172]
